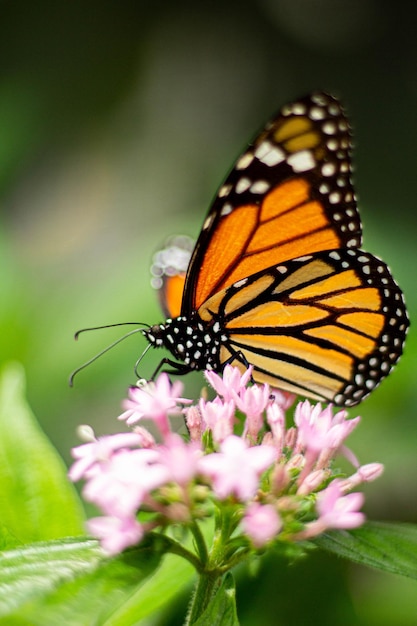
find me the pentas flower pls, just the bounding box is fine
[198,397,236,442]
[294,400,361,482]
[233,383,270,441]
[83,448,169,518]
[243,503,282,548]
[198,435,276,501]
[70,366,382,565]
[119,373,191,436]
[68,430,144,482]
[204,364,252,401]
[87,515,144,555]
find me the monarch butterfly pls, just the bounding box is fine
[145,91,409,407]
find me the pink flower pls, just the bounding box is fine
[69,431,144,482]
[266,403,285,454]
[242,503,282,548]
[184,405,203,441]
[87,515,143,555]
[316,479,365,530]
[198,397,236,443]
[356,463,384,482]
[198,435,276,501]
[294,400,360,463]
[158,434,201,485]
[83,448,169,517]
[204,365,252,401]
[234,383,270,440]
[118,374,191,436]
[340,463,384,491]
[297,469,328,496]
[270,389,296,410]
[132,426,156,448]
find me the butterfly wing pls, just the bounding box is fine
[182,92,361,314]
[150,91,408,406]
[150,236,194,319]
[197,249,408,406]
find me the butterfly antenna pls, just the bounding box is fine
[74,321,150,341]
[69,323,151,386]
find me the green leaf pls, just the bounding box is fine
[194,573,239,626]
[0,362,85,543]
[0,534,194,625]
[103,549,195,625]
[0,537,102,617]
[315,521,417,579]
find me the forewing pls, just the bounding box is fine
[182,92,361,313]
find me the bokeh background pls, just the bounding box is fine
[1,1,416,624]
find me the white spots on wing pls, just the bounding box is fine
[220,203,233,216]
[323,121,337,135]
[311,92,329,106]
[255,141,285,166]
[310,106,326,120]
[328,103,340,116]
[321,162,336,177]
[250,179,270,194]
[254,141,272,160]
[326,138,339,151]
[294,254,313,262]
[218,184,232,198]
[233,277,249,288]
[287,150,315,172]
[291,103,306,115]
[236,152,254,170]
[281,104,292,116]
[329,191,341,204]
[203,214,215,230]
[235,177,251,194]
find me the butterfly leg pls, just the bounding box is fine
[149,357,193,381]
[221,349,256,384]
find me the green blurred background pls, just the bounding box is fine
[1,1,416,624]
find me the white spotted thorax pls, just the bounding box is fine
[146,91,408,407]
[144,315,227,371]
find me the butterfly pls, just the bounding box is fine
[145,91,409,407]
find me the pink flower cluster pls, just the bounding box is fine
[69,366,383,555]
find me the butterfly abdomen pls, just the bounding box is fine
[144,315,228,372]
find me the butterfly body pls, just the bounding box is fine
[146,92,408,406]
[144,313,227,372]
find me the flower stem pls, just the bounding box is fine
[186,569,222,625]
[156,534,203,572]
[189,520,209,565]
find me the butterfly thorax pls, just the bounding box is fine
[143,314,228,371]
